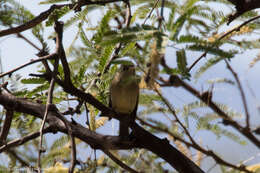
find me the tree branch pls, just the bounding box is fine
[17,33,41,51]
[225,59,250,129]
[103,0,132,73]
[0,0,125,37]
[0,53,56,78]
[138,118,251,173]
[0,126,54,153]
[160,75,260,148]
[0,90,137,150]
[0,5,64,37]
[37,49,59,173]
[54,21,72,85]
[227,0,260,24]
[188,14,260,72]
[6,149,30,167]
[103,149,139,173]
[0,109,14,145]
[0,88,204,173]
[143,0,160,25]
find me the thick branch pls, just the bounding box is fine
[138,118,251,173]
[227,0,260,24]
[132,123,203,173]
[54,21,72,85]
[0,90,137,151]
[0,88,204,173]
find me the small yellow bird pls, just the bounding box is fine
[109,64,139,137]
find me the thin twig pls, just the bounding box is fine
[62,99,84,115]
[137,117,191,146]
[103,0,132,73]
[0,53,56,78]
[103,149,140,173]
[16,32,53,74]
[84,102,90,129]
[0,109,14,145]
[160,75,260,148]
[69,127,77,173]
[6,149,30,167]
[158,0,165,29]
[143,0,160,25]
[6,150,37,172]
[53,109,77,173]
[0,5,64,37]
[37,23,61,171]
[224,59,250,128]
[37,75,57,172]
[153,87,198,145]
[188,14,260,72]
[17,33,41,51]
[0,126,53,152]
[124,0,132,28]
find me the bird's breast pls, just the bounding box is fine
[110,83,138,114]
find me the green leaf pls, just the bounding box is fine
[39,0,67,4]
[111,59,134,66]
[207,78,235,85]
[176,49,190,79]
[188,44,235,58]
[101,25,164,46]
[98,45,114,73]
[50,135,69,150]
[21,78,46,84]
[80,27,93,48]
[178,35,207,44]
[46,6,70,26]
[120,42,136,56]
[169,7,198,40]
[194,56,223,79]
[92,10,115,44]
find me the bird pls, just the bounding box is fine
[109,64,139,137]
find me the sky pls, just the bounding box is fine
[1,0,260,172]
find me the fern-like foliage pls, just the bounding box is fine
[2,0,260,172]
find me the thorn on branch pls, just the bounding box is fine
[169,75,182,87]
[0,82,8,89]
[36,49,49,57]
[162,138,170,144]
[201,91,212,103]
[71,118,77,125]
[253,127,260,135]
[39,147,46,153]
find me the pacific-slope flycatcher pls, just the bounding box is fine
[109,64,139,137]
